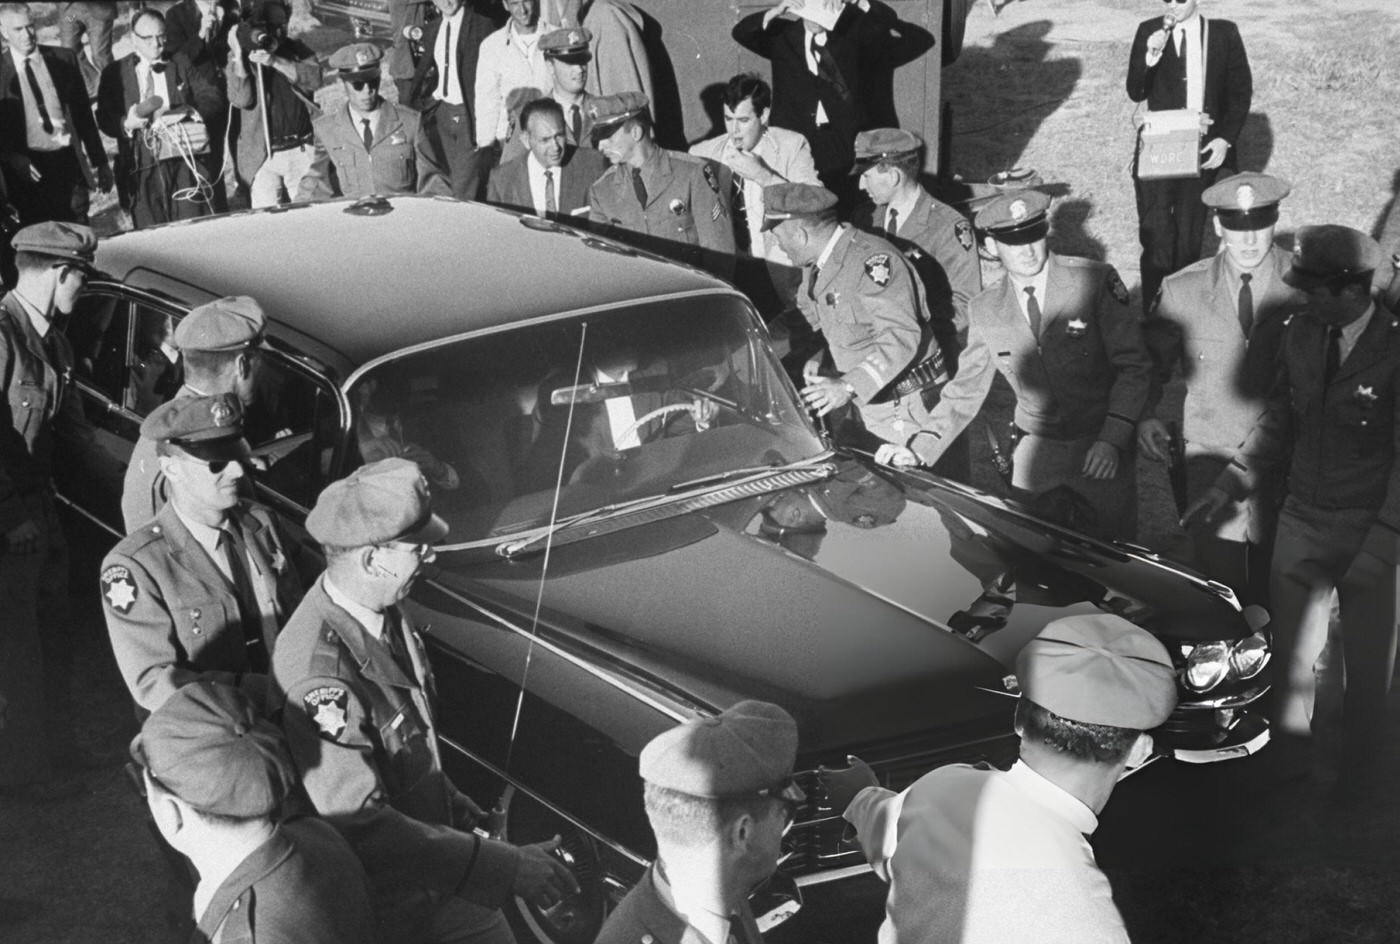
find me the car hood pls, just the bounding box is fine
[429,457,1246,754]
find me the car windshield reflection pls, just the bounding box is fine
[347,294,825,544]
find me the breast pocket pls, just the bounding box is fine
[172,596,238,662]
[9,381,50,440]
[328,143,360,173]
[379,703,437,795]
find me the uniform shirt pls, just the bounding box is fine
[1338,303,1375,365]
[844,761,1130,944]
[169,498,280,643]
[9,47,72,150]
[474,19,555,144]
[1008,266,1050,328]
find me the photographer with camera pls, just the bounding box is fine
[225,0,321,208]
[96,9,222,228]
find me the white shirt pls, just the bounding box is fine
[884,187,920,236]
[1175,13,1204,114]
[1009,264,1051,328]
[526,151,558,216]
[10,48,71,151]
[1337,302,1376,366]
[135,56,174,113]
[9,289,53,339]
[652,863,732,944]
[323,573,387,641]
[434,7,466,105]
[474,19,555,144]
[347,103,381,147]
[803,29,830,127]
[170,500,279,636]
[595,364,640,449]
[845,760,1130,944]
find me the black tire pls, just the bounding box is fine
[505,795,608,944]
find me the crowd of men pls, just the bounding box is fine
[2,0,1400,941]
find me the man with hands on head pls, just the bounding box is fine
[1184,227,1400,788]
[876,190,1152,542]
[272,458,578,944]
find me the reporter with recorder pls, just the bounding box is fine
[97,9,222,229]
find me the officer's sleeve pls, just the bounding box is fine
[282,674,523,908]
[0,331,31,534]
[907,325,995,467]
[1093,266,1153,450]
[692,160,736,279]
[937,218,981,343]
[1141,282,1184,417]
[1364,349,1400,557]
[843,785,902,883]
[296,140,338,202]
[121,436,166,534]
[587,178,610,228]
[1216,332,1294,500]
[840,252,921,403]
[100,550,239,712]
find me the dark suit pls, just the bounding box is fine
[485,145,607,218]
[732,2,897,201]
[194,819,376,944]
[0,45,110,226]
[408,3,501,200]
[1220,305,1400,754]
[100,498,310,714]
[1126,16,1252,306]
[298,101,450,200]
[95,53,223,228]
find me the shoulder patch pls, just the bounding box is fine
[701,160,720,194]
[865,253,893,287]
[955,218,973,252]
[101,565,138,614]
[1106,269,1130,306]
[303,686,350,739]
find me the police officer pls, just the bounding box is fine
[299,43,450,201]
[0,221,114,801]
[121,295,265,531]
[844,614,1176,943]
[852,128,981,377]
[271,458,578,944]
[1140,172,1299,600]
[877,190,1153,542]
[764,182,945,460]
[541,27,593,148]
[132,679,376,943]
[102,393,309,715]
[1187,226,1400,786]
[587,91,736,279]
[594,700,802,944]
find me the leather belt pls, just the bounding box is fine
[270,133,312,152]
[889,354,948,399]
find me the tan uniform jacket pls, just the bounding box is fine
[298,101,450,201]
[795,225,928,403]
[854,188,980,373]
[271,577,521,917]
[588,146,735,278]
[1146,246,1300,452]
[1221,306,1400,546]
[100,497,308,712]
[909,255,1151,465]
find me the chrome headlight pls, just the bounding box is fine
[1180,632,1271,692]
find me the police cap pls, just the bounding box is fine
[852,128,922,174]
[307,457,449,548]
[329,42,383,79]
[172,295,266,353]
[1284,224,1384,290]
[1202,172,1290,231]
[974,189,1051,245]
[760,182,838,231]
[131,680,296,818]
[141,393,251,463]
[1015,614,1178,730]
[12,220,97,269]
[587,91,649,140]
[639,700,799,798]
[540,27,592,62]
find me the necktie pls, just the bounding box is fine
[543,168,556,215]
[441,20,452,98]
[631,167,647,207]
[886,207,899,236]
[1237,273,1253,338]
[569,103,582,144]
[361,118,373,151]
[811,36,852,103]
[807,263,821,301]
[24,56,53,135]
[1024,285,1043,339]
[731,174,750,252]
[383,609,414,678]
[217,523,268,673]
[1324,325,1342,385]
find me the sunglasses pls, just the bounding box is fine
[1162,0,1192,4]
[756,776,807,831]
[181,455,240,474]
[349,77,379,91]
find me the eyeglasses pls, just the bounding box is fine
[349,77,379,91]
[133,30,167,41]
[380,541,432,559]
[1161,0,1191,4]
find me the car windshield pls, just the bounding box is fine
[346,294,826,544]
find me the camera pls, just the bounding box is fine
[237,20,278,54]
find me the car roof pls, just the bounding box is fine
[94,196,736,377]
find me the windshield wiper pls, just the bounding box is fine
[495,455,833,559]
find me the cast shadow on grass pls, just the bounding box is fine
[941,20,1082,179]
[1232,111,1275,174]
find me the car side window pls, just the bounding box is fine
[127,305,182,415]
[66,291,129,410]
